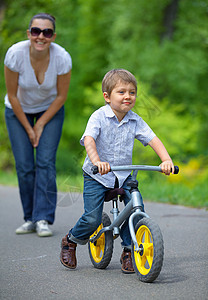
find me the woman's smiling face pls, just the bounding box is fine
[27,18,56,52]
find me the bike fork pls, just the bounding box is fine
[129,190,149,252]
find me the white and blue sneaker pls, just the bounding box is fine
[15,221,36,234]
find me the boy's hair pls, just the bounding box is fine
[29,13,56,31]
[102,69,137,96]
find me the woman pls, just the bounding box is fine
[4,13,72,237]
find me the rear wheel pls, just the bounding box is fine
[132,217,164,282]
[88,212,113,269]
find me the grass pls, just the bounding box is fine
[139,178,208,209]
[0,170,83,193]
[0,170,207,209]
[0,170,18,186]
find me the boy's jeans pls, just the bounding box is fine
[69,172,144,248]
[5,106,64,224]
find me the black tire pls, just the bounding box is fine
[131,217,164,283]
[88,212,114,269]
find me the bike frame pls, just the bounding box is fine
[89,165,171,252]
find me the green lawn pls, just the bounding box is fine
[0,170,207,209]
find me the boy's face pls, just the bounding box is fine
[103,81,136,122]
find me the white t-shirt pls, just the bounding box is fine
[4,40,72,113]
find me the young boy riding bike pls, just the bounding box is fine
[60,69,174,273]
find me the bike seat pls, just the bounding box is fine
[104,188,125,202]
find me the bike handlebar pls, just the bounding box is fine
[91,165,179,175]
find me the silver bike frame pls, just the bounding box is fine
[89,165,163,251]
[89,199,149,251]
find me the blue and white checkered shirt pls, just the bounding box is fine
[80,104,155,188]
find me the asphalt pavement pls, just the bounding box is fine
[0,185,208,300]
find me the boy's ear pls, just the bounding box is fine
[103,92,110,103]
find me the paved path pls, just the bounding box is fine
[0,185,207,300]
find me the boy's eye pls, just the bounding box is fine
[117,90,136,95]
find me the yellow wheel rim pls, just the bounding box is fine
[89,224,105,263]
[134,225,154,275]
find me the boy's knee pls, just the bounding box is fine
[86,215,101,233]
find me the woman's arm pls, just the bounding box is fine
[4,66,36,145]
[33,71,71,147]
[148,136,174,175]
[84,136,110,175]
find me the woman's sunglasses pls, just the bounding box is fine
[30,27,54,38]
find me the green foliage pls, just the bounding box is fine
[104,0,208,154]
[133,93,200,163]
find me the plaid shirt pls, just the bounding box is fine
[80,104,155,188]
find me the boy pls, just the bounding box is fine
[60,69,174,273]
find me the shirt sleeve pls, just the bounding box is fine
[4,46,22,72]
[56,50,72,75]
[80,111,101,146]
[135,117,156,146]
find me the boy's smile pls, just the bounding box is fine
[103,81,137,122]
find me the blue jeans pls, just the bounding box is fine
[69,173,144,248]
[5,106,64,224]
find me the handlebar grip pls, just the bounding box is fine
[92,165,99,174]
[173,166,179,174]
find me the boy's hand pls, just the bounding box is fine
[160,160,174,175]
[95,161,111,175]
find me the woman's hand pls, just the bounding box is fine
[27,127,37,147]
[26,125,42,148]
[33,122,44,147]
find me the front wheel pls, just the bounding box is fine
[132,218,164,283]
[88,212,113,269]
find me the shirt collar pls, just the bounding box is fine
[104,104,137,122]
[104,104,115,118]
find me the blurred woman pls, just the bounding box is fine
[4,13,72,237]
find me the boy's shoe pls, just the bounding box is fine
[60,235,77,269]
[15,221,36,234]
[120,249,135,274]
[36,220,52,237]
